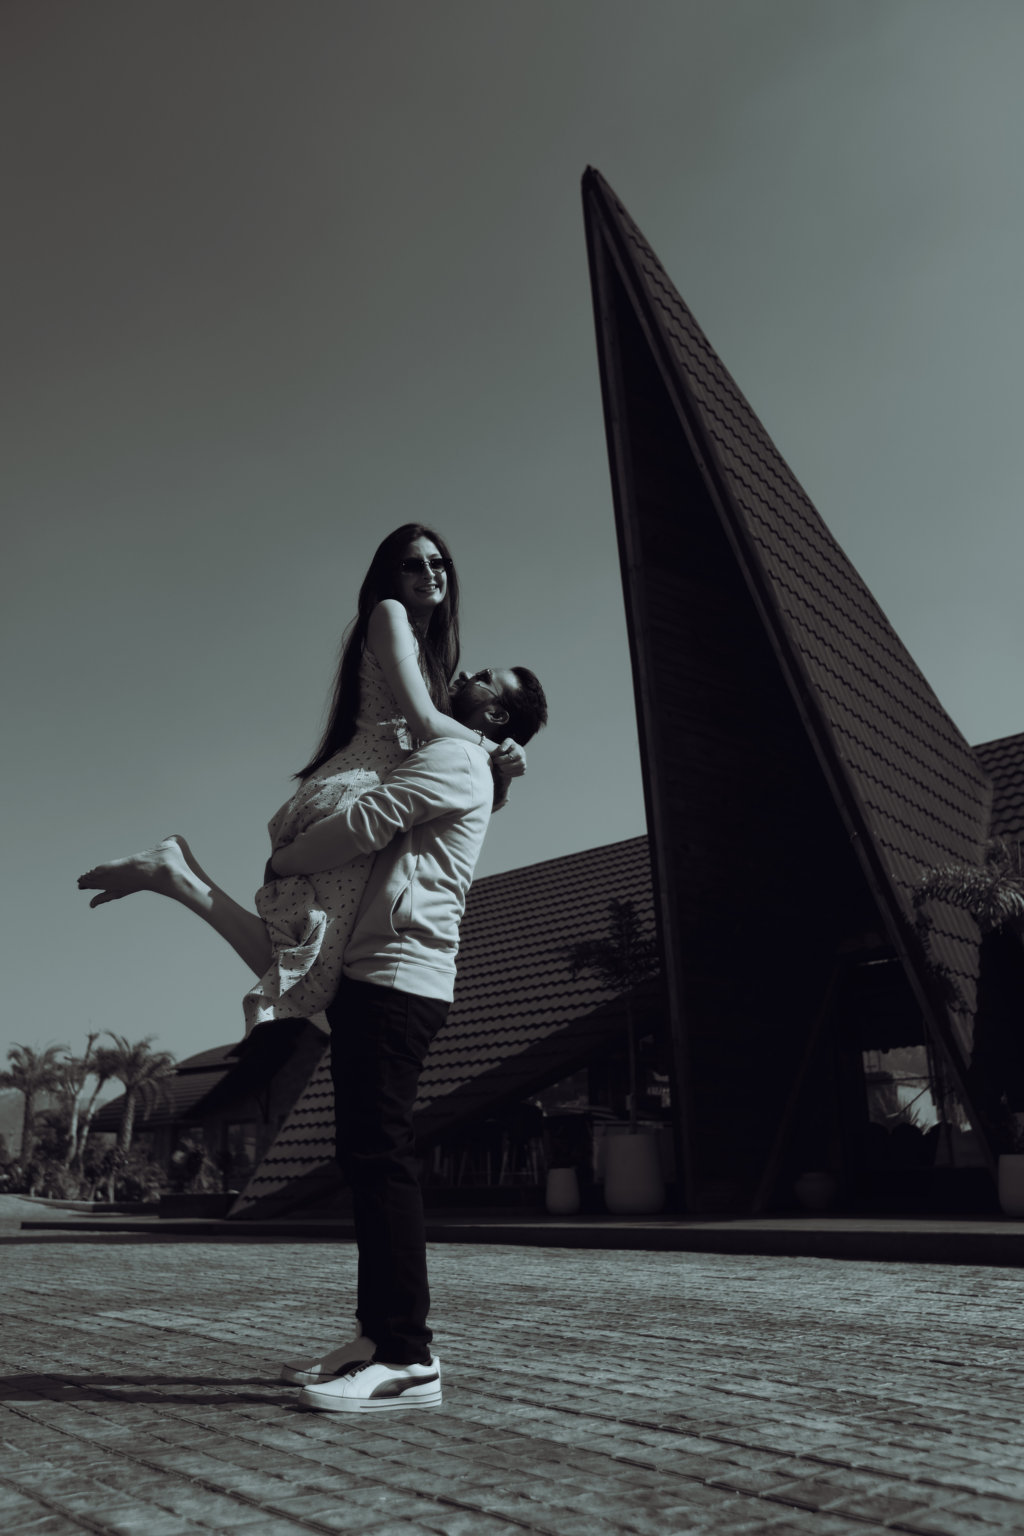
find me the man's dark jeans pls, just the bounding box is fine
[326,974,449,1366]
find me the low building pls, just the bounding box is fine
[90,1021,325,1192]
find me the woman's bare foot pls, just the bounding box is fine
[77,835,202,909]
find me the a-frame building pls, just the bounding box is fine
[582,167,995,1211]
[233,171,1003,1223]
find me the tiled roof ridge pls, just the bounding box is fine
[973,730,1024,752]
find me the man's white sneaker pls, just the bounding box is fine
[279,1332,376,1385]
[299,1356,442,1412]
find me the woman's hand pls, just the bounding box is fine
[494,738,527,778]
[488,738,525,813]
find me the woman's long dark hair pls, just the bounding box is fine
[296,523,461,779]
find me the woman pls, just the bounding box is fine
[78,524,526,1031]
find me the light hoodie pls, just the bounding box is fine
[277,737,494,1002]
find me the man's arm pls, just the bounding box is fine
[270,742,487,877]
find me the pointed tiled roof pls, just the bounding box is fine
[583,167,993,1066]
[230,836,655,1216]
[974,733,1024,841]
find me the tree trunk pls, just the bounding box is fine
[71,1079,108,1170]
[64,1035,100,1169]
[117,1091,137,1157]
[19,1089,36,1163]
[63,1100,81,1169]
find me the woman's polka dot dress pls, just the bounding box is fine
[242,645,414,1034]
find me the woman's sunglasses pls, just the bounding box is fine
[398,556,451,575]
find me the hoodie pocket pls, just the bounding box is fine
[388,880,413,938]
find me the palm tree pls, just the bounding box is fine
[101,1035,176,1159]
[915,839,1024,1152]
[57,1033,113,1170]
[568,898,660,1132]
[914,838,1024,937]
[0,1044,67,1163]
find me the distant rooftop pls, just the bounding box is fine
[91,1044,237,1132]
[974,731,1024,842]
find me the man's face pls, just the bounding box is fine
[451,667,520,733]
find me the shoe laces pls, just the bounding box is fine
[341,1358,376,1378]
[342,1357,427,1376]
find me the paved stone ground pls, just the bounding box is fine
[2,1237,1023,1535]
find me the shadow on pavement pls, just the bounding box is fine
[0,1372,311,1409]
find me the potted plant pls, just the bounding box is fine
[995,1105,1024,1217]
[915,838,1024,1216]
[542,1114,586,1215]
[568,898,664,1214]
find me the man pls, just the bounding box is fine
[275,666,548,1413]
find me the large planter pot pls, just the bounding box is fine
[603,1130,665,1215]
[997,1153,1024,1217]
[545,1167,581,1216]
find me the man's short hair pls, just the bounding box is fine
[499,667,548,746]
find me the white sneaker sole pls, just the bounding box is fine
[299,1382,442,1412]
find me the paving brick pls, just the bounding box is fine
[445,1483,558,1523]
[706,1464,811,1498]
[925,1491,1024,1528]
[741,1519,868,1536]
[100,1514,209,1536]
[892,1514,1006,1536]
[372,1466,489,1498]
[260,1489,352,1517]
[0,1492,77,1533]
[412,1513,531,1536]
[202,1521,312,1535]
[356,1523,455,1536]
[311,1506,441,1533]
[3,1516,91,1535]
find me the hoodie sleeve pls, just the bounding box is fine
[271,741,490,876]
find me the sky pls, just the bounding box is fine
[4,0,1023,1070]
